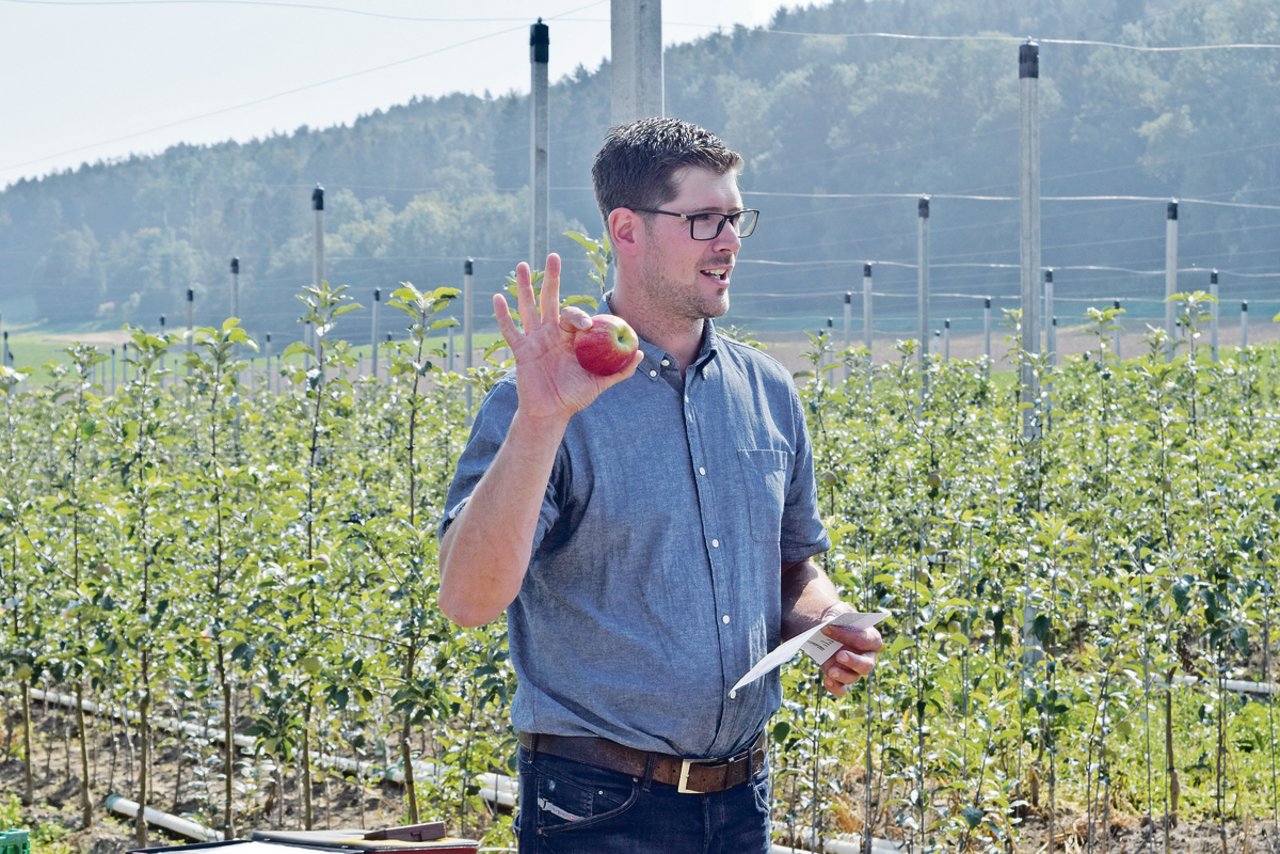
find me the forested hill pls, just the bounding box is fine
[3,0,1278,340]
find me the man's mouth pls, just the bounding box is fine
[700,265,732,284]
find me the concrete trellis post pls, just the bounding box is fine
[610,0,663,124]
[842,292,852,381]
[1209,270,1219,362]
[230,257,240,320]
[1241,301,1249,349]
[862,263,873,367]
[983,297,992,367]
[530,19,550,265]
[186,289,195,371]
[1165,201,1179,359]
[371,288,381,380]
[943,319,951,362]
[1112,299,1122,360]
[311,185,325,356]
[1019,40,1041,442]
[1044,269,1055,369]
[264,333,273,395]
[464,258,475,418]
[917,197,930,365]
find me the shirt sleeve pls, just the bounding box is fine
[437,376,563,556]
[779,385,831,564]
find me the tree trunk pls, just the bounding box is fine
[302,701,313,830]
[136,658,151,848]
[21,682,33,805]
[222,676,236,837]
[76,681,94,827]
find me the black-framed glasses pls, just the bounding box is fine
[630,207,760,240]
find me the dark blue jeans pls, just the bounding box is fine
[515,746,772,853]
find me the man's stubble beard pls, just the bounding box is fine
[640,247,730,323]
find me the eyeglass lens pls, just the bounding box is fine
[691,210,758,240]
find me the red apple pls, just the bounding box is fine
[574,314,639,376]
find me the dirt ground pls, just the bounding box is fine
[4,701,1280,853]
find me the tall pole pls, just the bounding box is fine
[1019,40,1042,441]
[185,288,195,372]
[983,297,992,367]
[1241,301,1249,349]
[464,258,475,419]
[230,257,240,320]
[917,197,930,365]
[1165,200,1179,358]
[530,19,550,265]
[1112,299,1122,360]
[312,184,325,354]
[862,263,873,365]
[842,292,852,382]
[371,287,381,380]
[1044,269,1055,369]
[1209,270,1219,362]
[610,0,663,124]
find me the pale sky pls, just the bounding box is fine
[1,0,796,187]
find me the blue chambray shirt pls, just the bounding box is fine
[440,319,830,759]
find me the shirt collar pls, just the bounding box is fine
[602,291,721,376]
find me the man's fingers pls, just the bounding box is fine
[514,261,538,333]
[493,294,521,349]
[540,253,562,325]
[821,625,884,654]
[560,305,592,333]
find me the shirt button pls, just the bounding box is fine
[729,689,737,700]
[661,359,670,367]
[648,369,657,378]
[698,466,706,476]
[711,538,720,548]
[722,614,731,624]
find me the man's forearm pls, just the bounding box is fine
[439,409,569,627]
[779,558,851,641]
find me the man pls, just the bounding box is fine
[438,117,882,853]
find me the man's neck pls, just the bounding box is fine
[607,289,704,370]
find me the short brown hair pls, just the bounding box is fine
[591,117,744,226]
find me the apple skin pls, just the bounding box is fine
[574,315,639,376]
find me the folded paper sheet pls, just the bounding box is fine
[731,611,890,695]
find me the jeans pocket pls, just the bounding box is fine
[530,755,640,837]
[751,763,772,815]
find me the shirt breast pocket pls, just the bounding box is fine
[737,448,791,543]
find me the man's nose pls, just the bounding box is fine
[713,220,742,253]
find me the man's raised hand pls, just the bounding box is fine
[493,253,642,420]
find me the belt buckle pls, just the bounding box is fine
[677,757,716,794]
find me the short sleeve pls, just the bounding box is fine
[437,376,563,555]
[779,387,831,563]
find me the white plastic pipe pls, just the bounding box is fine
[105,793,223,842]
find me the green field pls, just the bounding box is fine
[3,288,1280,851]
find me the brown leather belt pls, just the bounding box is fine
[518,731,767,794]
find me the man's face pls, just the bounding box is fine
[637,165,744,322]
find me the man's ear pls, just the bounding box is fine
[608,208,642,257]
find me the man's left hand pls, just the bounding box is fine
[818,621,883,698]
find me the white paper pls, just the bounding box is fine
[730,611,889,695]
